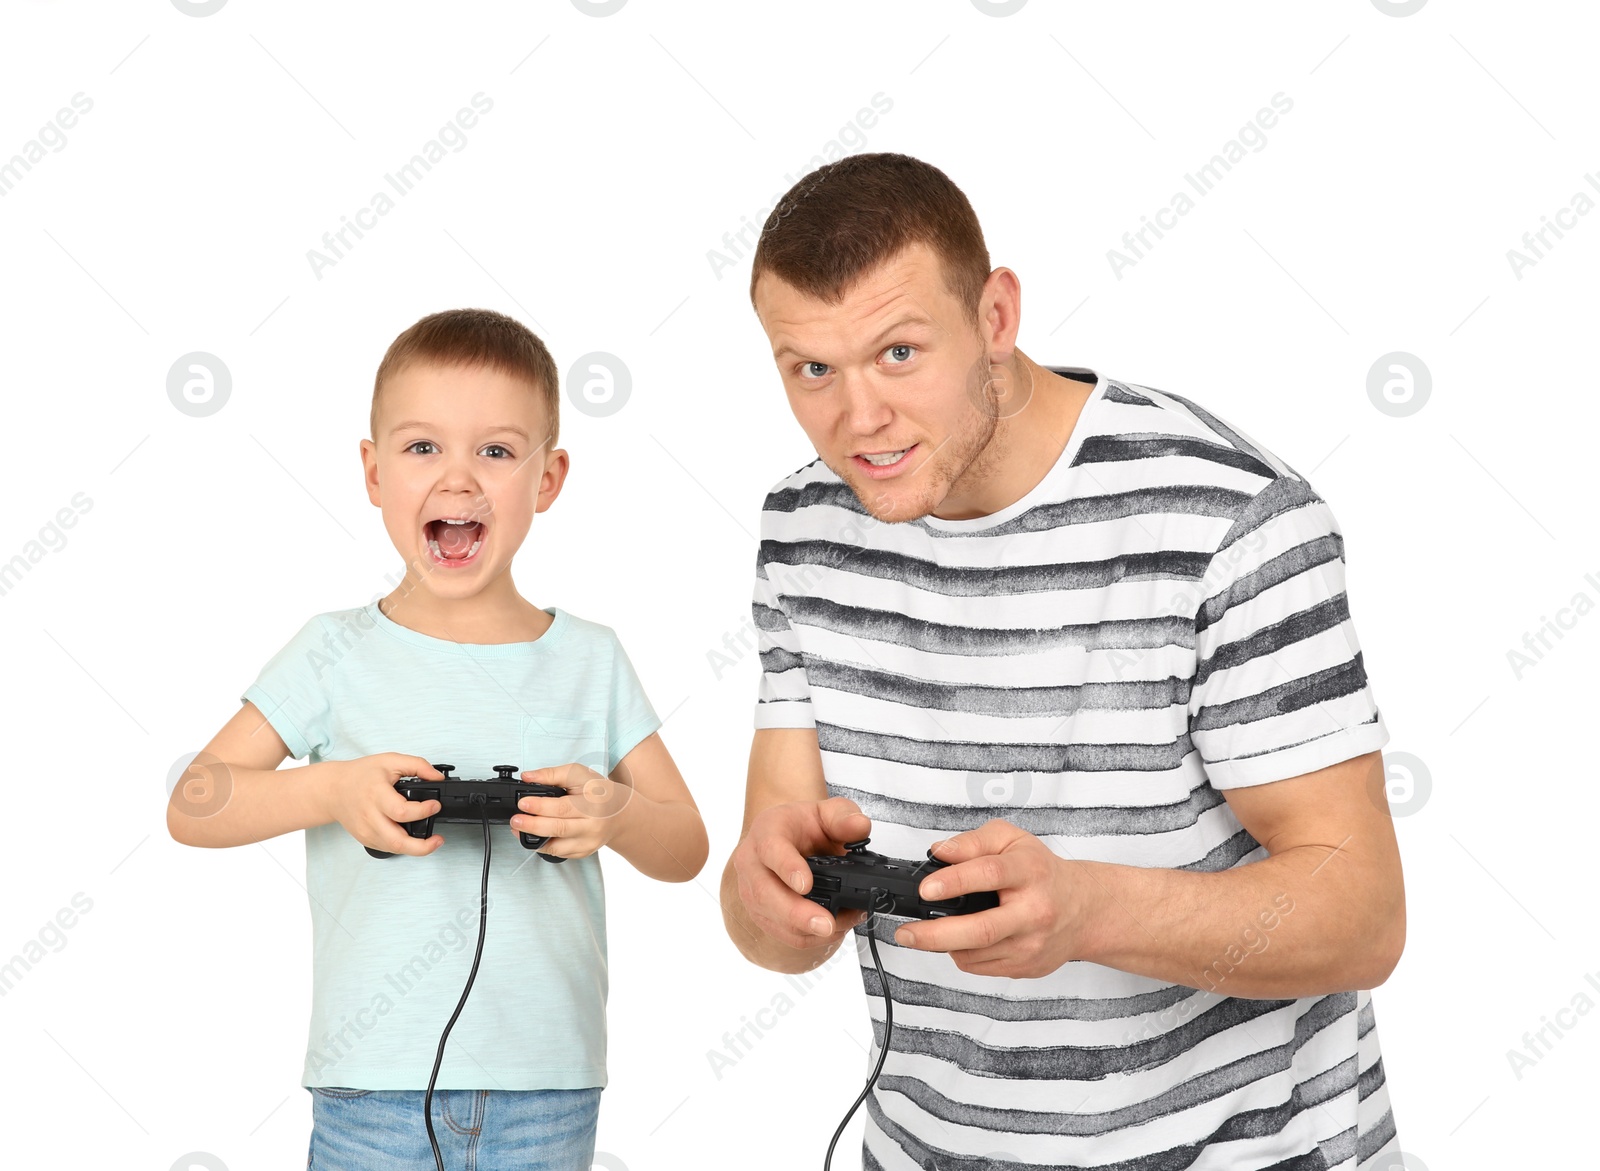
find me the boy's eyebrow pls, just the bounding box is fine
[389,420,530,441]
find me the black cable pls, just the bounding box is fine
[425,807,492,1171]
[824,922,894,1171]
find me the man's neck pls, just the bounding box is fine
[931,354,1095,521]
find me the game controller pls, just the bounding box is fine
[803,837,1000,920]
[364,764,569,862]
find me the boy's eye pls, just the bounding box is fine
[404,441,513,458]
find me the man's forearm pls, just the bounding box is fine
[606,794,708,882]
[1071,843,1404,998]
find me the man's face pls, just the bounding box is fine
[359,362,563,596]
[756,240,1005,524]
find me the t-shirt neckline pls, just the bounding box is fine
[918,365,1105,533]
[366,599,570,657]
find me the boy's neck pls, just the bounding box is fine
[377,580,554,645]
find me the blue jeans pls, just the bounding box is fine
[306,1086,601,1171]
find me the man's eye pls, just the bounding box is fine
[884,344,914,364]
[801,362,829,379]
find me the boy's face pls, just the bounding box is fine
[359,361,565,598]
[754,239,1016,525]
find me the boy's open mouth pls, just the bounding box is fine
[425,518,486,564]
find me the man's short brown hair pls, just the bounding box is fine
[371,308,560,449]
[747,152,992,327]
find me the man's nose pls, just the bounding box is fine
[836,369,893,435]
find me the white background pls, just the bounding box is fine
[1,1,1595,1168]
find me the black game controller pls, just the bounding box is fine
[364,764,569,862]
[803,837,1000,920]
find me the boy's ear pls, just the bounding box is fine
[360,438,381,506]
[534,447,570,515]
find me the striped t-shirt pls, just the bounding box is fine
[750,368,1399,1170]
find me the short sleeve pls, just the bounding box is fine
[604,631,661,773]
[752,506,816,730]
[241,616,337,762]
[1187,476,1389,788]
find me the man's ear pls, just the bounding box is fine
[979,266,1023,360]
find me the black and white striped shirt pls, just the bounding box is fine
[750,368,1399,1170]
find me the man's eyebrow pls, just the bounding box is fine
[772,314,941,363]
[389,420,530,441]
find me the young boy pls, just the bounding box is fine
[168,308,708,1171]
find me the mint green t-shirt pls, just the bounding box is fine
[240,600,661,1090]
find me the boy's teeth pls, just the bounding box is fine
[863,449,907,466]
[428,537,482,561]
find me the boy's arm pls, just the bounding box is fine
[602,732,709,883]
[166,700,335,847]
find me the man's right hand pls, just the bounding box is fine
[322,754,445,856]
[732,796,873,951]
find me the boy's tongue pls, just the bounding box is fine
[430,520,483,559]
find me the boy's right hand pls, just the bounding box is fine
[323,754,445,856]
[732,796,872,951]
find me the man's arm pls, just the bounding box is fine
[901,749,1405,997]
[1079,749,1404,995]
[720,727,868,974]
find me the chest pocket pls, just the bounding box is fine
[519,714,610,779]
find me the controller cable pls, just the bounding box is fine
[424,804,492,1171]
[824,910,896,1171]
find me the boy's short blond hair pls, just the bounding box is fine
[371,308,560,449]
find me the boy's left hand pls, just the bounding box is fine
[512,763,634,860]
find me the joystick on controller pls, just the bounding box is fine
[802,837,1000,920]
[364,763,569,862]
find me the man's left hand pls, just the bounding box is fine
[894,818,1096,979]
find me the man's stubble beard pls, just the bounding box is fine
[839,402,1002,524]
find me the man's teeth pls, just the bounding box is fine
[862,449,908,466]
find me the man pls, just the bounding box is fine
[720,152,1405,1170]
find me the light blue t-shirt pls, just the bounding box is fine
[240,599,661,1090]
